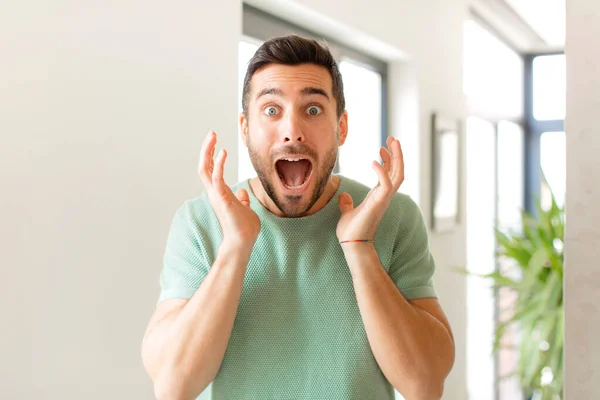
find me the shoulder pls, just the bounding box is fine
[377,192,426,247]
[172,192,217,237]
[340,175,372,203]
[177,193,212,222]
[386,191,423,223]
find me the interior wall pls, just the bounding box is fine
[564,0,600,398]
[1,1,240,398]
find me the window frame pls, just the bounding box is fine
[523,52,565,214]
[242,4,389,173]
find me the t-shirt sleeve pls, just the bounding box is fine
[387,195,437,301]
[157,201,211,304]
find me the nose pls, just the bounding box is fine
[281,110,305,143]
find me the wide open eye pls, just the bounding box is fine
[306,105,323,116]
[264,106,280,116]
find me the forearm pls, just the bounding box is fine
[343,244,454,400]
[154,240,253,400]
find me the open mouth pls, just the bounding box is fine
[275,157,313,191]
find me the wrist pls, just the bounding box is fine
[219,238,256,260]
[341,241,380,276]
[340,241,376,255]
[339,239,375,244]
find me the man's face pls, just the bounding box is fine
[240,63,348,217]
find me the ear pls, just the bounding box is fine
[338,110,348,146]
[239,112,249,147]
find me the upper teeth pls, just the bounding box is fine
[282,158,306,162]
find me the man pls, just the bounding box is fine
[142,35,455,400]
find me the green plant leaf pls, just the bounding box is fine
[456,180,564,397]
[521,247,550,288]
[482,271,520,289]
[450,266,470,276]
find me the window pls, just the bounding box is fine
[338,59,383,187]
[540,131,566,209]
[237,5,387,185]
[463,19,524,121]
[464,18,526,400]
[237,40,260,182]
[497,121,525,231]
[533,55,566,121]
[466,117,497,400]
[464,11,565,400]
[524,53,565,213]
[496,121,525,400]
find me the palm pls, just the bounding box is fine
[336,137,404,242]
[336,186,385,239]
[199,131,261,245]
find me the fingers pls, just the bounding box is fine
[199,131,217,187]
[391,138,405,188]
[338,192,354,214]
[386,136,394,149]
[198,131,232,200]
[380,147,392,173]
[384,136,405,189]
[235,188,251,207]
[212,148,227,194]
[372,160,392,192]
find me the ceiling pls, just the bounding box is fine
[471,0,565,53]
[505,0,565,47]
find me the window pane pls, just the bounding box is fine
[497,121,525,400]
[466,117,496,400]
[497,121,524,231]
[533,55,566,121]
[338,59,383,188]
[463,20,524,120]
[238,41,260,182]
[540,131,566,208]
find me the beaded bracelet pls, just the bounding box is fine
[339,239,375,244]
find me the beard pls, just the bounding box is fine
[247,132,339,218]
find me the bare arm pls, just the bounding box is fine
[142,241,253,400]
[343,244,455,400]
[142,131,261,400]
[336,138,454,399]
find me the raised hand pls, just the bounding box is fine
[336,136,404,243]
[198,131,261,247]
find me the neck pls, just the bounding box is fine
[249,174,340,217]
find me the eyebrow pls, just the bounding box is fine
[300,87,330,100]
[255,87,330,101]
[255,88,283,99]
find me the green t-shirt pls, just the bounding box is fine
[158,174,437,400]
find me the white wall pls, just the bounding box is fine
[1,1,240,399]
[2,1,468,399]
[565,0,600,398]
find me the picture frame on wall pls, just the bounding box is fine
[431,113,461,233]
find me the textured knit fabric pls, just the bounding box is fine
[158,174,437,400]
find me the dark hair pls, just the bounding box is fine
[242,35,345,119]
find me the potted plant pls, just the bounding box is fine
[465,187,564,400]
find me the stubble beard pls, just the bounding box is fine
[246,130,339,218]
